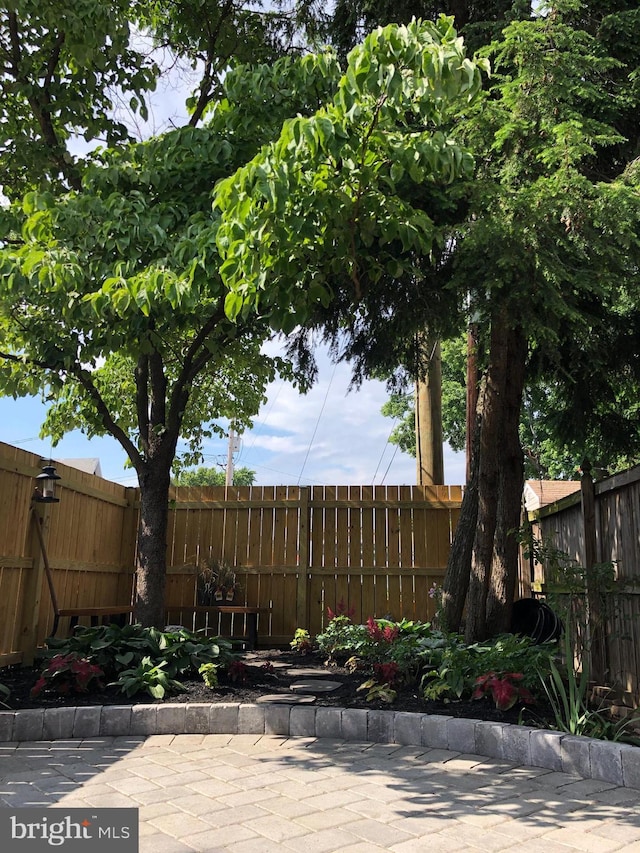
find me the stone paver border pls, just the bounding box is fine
[1,704,638,789]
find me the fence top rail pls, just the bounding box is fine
[530,463,640,522]
[0,442,132,508]
[159,497,461,510]
[529,490,582,521]
[594,463,640,497]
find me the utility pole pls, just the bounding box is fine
[225,428,236,487]
[415,338,444,486]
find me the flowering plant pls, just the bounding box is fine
[366,617,399,643]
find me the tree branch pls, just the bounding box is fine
[70,366,143,470]
[165,301,228,438]
[135,354,150,454]
[0,347,143,470]
[188,0,235,126]
[7,11,81,191]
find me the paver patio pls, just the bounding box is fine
[1,734,639,852]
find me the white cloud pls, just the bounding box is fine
[232,344,465,487]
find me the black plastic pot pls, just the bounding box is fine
[510,598,562,644]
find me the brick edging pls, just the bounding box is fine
[1,704,638,788]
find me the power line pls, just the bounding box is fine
[297,364,337,486]
[380,444,400,485]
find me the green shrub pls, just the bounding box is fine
[315,615,370,661]
[113,657,185,699]
[37,624,234,698]
[290,628,313,654]
[420,634,556,703]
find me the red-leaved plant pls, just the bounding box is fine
[327,599,356,621]
[31,653,104,698]
[366,617,399,644]
[373,661,399,686]
[227,660,249,683]
[472,672,535,711]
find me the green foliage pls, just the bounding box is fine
[114,657,186,699]
[420,634,555,702]
[290,628,313,654]
[0,0,159,199]
[198,662,220,688]
[357,679,397,704]
[319,0,531,60]
[215,17,487,333]
[30,654,104,698]
[317,613,435,689]
[538,629,640,745]
[174,466,256,487]
[316,616,370,662]
[42,624,233,685]
[44,623,161,677]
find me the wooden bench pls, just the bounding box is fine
[52,606,134,637]
[164,605,267,649]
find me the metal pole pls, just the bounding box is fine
[225,428,235,487]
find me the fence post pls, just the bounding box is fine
[296,487,310,629]
[580,459,606,684]
[119,487,139,605]
[18,502,51,665]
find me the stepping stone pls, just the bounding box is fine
[290,680,343,694]
[241,657,289,669]
[255,694,316,704]
[286,667,334,678]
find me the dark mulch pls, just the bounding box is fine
[0,649,555,728]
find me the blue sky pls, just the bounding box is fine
[0,39,467,489]
[0,345,466,487]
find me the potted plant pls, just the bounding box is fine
[197,557,240,605]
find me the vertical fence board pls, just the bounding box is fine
[533,465,640,706]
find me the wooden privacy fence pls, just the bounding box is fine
[530,463,640,707]
[0,441,136,666]
[0,437,462,663]
[164,484,462,646]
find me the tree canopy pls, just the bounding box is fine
[0,11,487,627]
[214,3,640,640]
[174,466,256,487]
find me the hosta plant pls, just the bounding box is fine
[113,657,185,699]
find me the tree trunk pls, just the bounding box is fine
[465,309,509,642]
[485,324,527,635]
[465,322,480,483]
[134,461,172,627]
[440,408,480,632]
[415,338,444,486]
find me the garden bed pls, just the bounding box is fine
[0,648,554,728]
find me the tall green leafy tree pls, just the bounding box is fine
[439,1,640,639]
[0,0,157,197]
[216,5,640,642]
[306,0,531,59]
[381,336,640,479]
[0,2,341,627]
[0,15,485,628]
